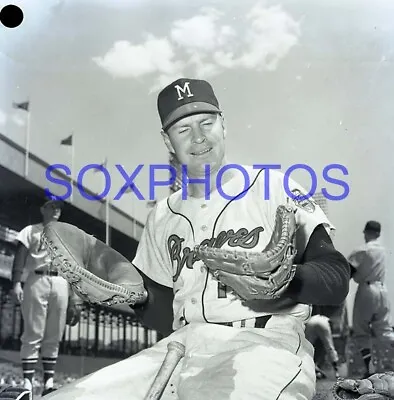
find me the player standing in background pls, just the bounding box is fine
[305,305,342,379]
[11,198,82,396]
[348,220,394,377]
[43,77,351,400]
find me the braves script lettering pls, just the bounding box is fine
[168,226,264,282]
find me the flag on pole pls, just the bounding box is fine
[12,101,29,112]
[60,134,73,146]
[60,133,74,202]
[12,100,31,177]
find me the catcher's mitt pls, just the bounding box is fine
[330,372,394,399]
[0,385,31,400]
[194,205,298,301]
[41,221,148,307]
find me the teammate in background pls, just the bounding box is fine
[11,198,81,396]
[348,220,394,377]
[45,78,351,400]
[305,305,343,379]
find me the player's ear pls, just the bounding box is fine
[161,129,175,153]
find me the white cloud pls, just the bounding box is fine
[93,2,301,91]
[170,10,236,53]
[92,36,183,79]
[237,4,301,70]
[0,109,7,126]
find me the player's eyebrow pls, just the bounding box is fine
[174,114,218,130]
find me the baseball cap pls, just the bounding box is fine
[42,196,64,209]
[157,78,222,130]
[363,220,381,234]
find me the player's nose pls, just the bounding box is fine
[191,126,206,144]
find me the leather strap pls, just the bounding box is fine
[35,270,58,276]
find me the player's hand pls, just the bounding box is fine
[12,282,23,304]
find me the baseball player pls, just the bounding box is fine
[305,305,341,379]
[44,78,351,400]
[11,198,82,396]
[348,220,394,377]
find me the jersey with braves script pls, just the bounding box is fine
[133,166,335,331]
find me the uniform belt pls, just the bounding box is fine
[216,315,272,328]
[35,270,58,276]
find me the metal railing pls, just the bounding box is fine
[0,278,162,358]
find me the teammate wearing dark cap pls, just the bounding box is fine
[348,220,394,377]
[11,197,81,396]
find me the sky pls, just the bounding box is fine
[1,0,394,320]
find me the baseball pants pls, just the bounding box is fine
[305,315,339,364]
[352,282,394,349]
[20,272,69,361]
[44,314,316,400]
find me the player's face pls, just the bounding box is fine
[41,204,62,221]
[163,113,226,177]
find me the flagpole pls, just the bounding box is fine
[132,200,137,239]
[70,131,75,203]
[103,157,109,245]
[105,195,109,245]
[24,108,31,178]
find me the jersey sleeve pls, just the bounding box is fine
[348,247,366,269]
[267,169,336,262]
[347,246,368,283]
[16,225,32,249]
[132,206,173,288]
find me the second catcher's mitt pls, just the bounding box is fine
[41,221,148,307]
[330,372,394,399]
[194,205,298,301]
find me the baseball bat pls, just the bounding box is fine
[144,341,185,400]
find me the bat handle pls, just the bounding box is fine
[144,341,185,400]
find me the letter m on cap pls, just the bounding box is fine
[175,82,194,101]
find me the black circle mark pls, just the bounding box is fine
[0,4,24,28]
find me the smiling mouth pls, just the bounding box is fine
[191,148,212,156]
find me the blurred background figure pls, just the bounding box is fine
[305,304,348,380]
[11,198,81,396]
[347,221,394,378]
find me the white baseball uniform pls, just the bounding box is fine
[17,223,69,365]
[45,166,334,400]
[348,238,394,350]
[305,314,339,365]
